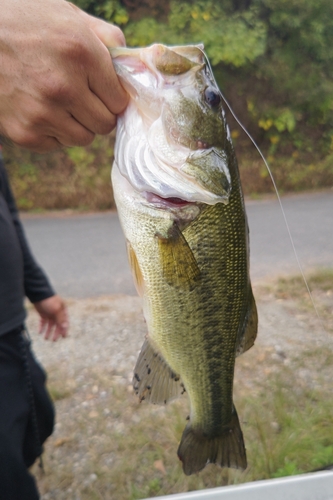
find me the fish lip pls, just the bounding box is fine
[143,192,196,208]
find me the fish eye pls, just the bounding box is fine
[204,87,221,107]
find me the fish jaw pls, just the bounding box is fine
[111,44,232,205]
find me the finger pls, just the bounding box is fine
[1,119,62,153]
[68,5,129,117]
[1,105,83,152]
[53,305,69,339]
[88,43,129,115]
[44,321,54,341]
[53,322,68,341]
[80,10,126,47]
[51,326,61,342]
[54,323,68,340]
[53,114,97,147]
[39,317,47,335]
[32,58,120,138]
[31,65,119,138]
[88,20,126,48]
[66,96,117,137]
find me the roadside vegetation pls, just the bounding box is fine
[30,269,333,499]
[4,0,333,211]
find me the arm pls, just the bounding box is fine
[0,0,128,152]
[0,160,69,340]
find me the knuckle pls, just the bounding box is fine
[11,129,50,152]
[10,127,39,149]
[58,32,90,63]
[40,75,73,103]
[27,107,52,129]
[71,130,95,147]
[96,115,117,135]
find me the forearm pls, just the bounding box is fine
[0,161,55,302]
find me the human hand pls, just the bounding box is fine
[0,0,129,152]
[33,295,69,341]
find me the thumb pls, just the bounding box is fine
[68,2,126,48]
[87,17,126,47]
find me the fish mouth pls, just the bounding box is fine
[144,192,196,208]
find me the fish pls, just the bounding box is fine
[110,43,258,475]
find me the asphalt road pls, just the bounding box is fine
[22,191,333,299]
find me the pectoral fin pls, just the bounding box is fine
[236,288,258,356]
[133,338,186,404]
[156,222,201,291]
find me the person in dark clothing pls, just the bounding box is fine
[0,143,69,499]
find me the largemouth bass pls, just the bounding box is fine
[110,44,258,475]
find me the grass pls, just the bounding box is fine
[33,270,333,499]
[258,268,333,331]
[37,366,333,499]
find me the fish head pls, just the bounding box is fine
[111,44,232,208]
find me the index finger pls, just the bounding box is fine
[88,41,129,116]
[76,8,129,115]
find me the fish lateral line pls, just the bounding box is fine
[198,48,322,325]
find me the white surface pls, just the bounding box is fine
[145,472,333,500]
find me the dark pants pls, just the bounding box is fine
[0,328,55,500]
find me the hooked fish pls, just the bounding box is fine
[110,43,258,475]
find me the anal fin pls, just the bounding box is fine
[133,338,186,404]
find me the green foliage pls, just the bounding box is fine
[4,136,115,211]
[126,1,267,67]
[118,1,267,66]
[254,0,333,130]
[95,1,129,25]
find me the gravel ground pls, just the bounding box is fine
[27,294,145,380]
[27,288,332,398]
[25,285,333,499]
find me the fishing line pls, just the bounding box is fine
[201,50,322,323]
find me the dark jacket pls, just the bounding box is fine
[0,146,54,336]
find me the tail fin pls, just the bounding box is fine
[177,408,247,475]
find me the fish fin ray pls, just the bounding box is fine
[127,241,144,297]
[177,407,247,475]
[133,338,185,404]
[236,288,258,356]
[156,223,200,291]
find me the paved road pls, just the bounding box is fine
[22,191,333,298]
